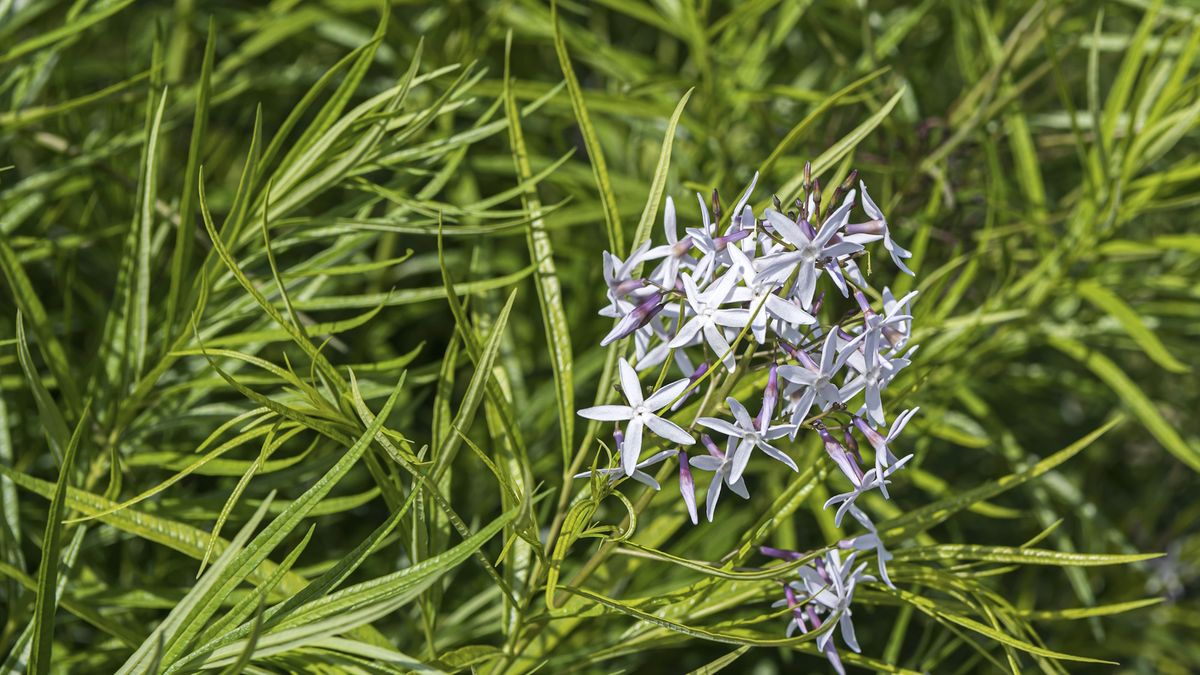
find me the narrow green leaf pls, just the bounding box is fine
[549,3,623,252]
[166,19,216,330]
[1021,597,1165,621]
[30,402,90,675]
[779,87,906,202]
[155,372,409,667]
[1048,335,1200,472]
[893,545,1162,566]
[1077,280,1189,373]
[629,88,694,256]
[131,86,169,378]
[760,67,889,176]
[433,289,518,480]
[183,508,516,671]
[1,244,81,412]
[15,314,69,455]
[115,495,276,675]
[880,416,1124,540]
[0,0,136,64]
[504,33,575,469]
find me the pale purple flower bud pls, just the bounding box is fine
[811,291,825,315]
[794,344,820,371]
[715,228,750,250]
[778,340,803,361]
[818,425,864,485]
[701,434,724,459]
[852,416,885,449]
[843,426,862,465]
[853,290,872,315]
[761,545,803,561]
[846,219,885,236]
[678,450,698,525]
[600,292,664,346]
[757,364,779,430]
[614,278,647,296]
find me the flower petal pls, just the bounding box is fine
[644,378,690,410]
[729,439,753,483]
[577,405,633,421]
[644,414,695,445]
[618,358,642,405]
[696,417,742,438]
[623,417,644,476]
[764,209,811,247]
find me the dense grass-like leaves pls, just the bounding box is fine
[1,1,1197,673]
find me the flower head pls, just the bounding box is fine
[578,358,695,475]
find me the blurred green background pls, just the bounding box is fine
[1,0,1198,672]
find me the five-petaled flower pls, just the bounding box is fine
[578,358,695,475]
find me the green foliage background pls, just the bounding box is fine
[1,0,1198,672]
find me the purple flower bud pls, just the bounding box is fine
[853,290,872,314]
[844,426,863,465]
[818,425,864,485]
[814,555,830,583]
[600,292,665,346]
[807,604,823,629]
[614,278,647,296]
[784,583,810,633]
[761,545,803,561]
[778,340,802,361]
[758,364,779,431]
[811,291,825,315]
[701,434,724,459]
[678,450,698,525]
[846,219,885,236]
[715,228,751,250]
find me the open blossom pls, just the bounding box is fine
[778,329,861,431]
[824,453,913,525]
[727,245,816,343]
[696,370,797,483]
[844,181,913,275]
[688,435,750,522]
[758,192,863,308]
[839,328,910,425]
[582,169,923,670]
[854,407,920,478]
[578,358,694,475]
[670,271,747,371]
[772,550,874,675]
[643,196,694,288]
[840,505,896,588]
[573,429,674,490]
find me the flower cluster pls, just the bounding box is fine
[577,167,921,671]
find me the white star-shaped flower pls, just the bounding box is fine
[578,358,695,475]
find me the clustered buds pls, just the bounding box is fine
[578,167,921,673]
